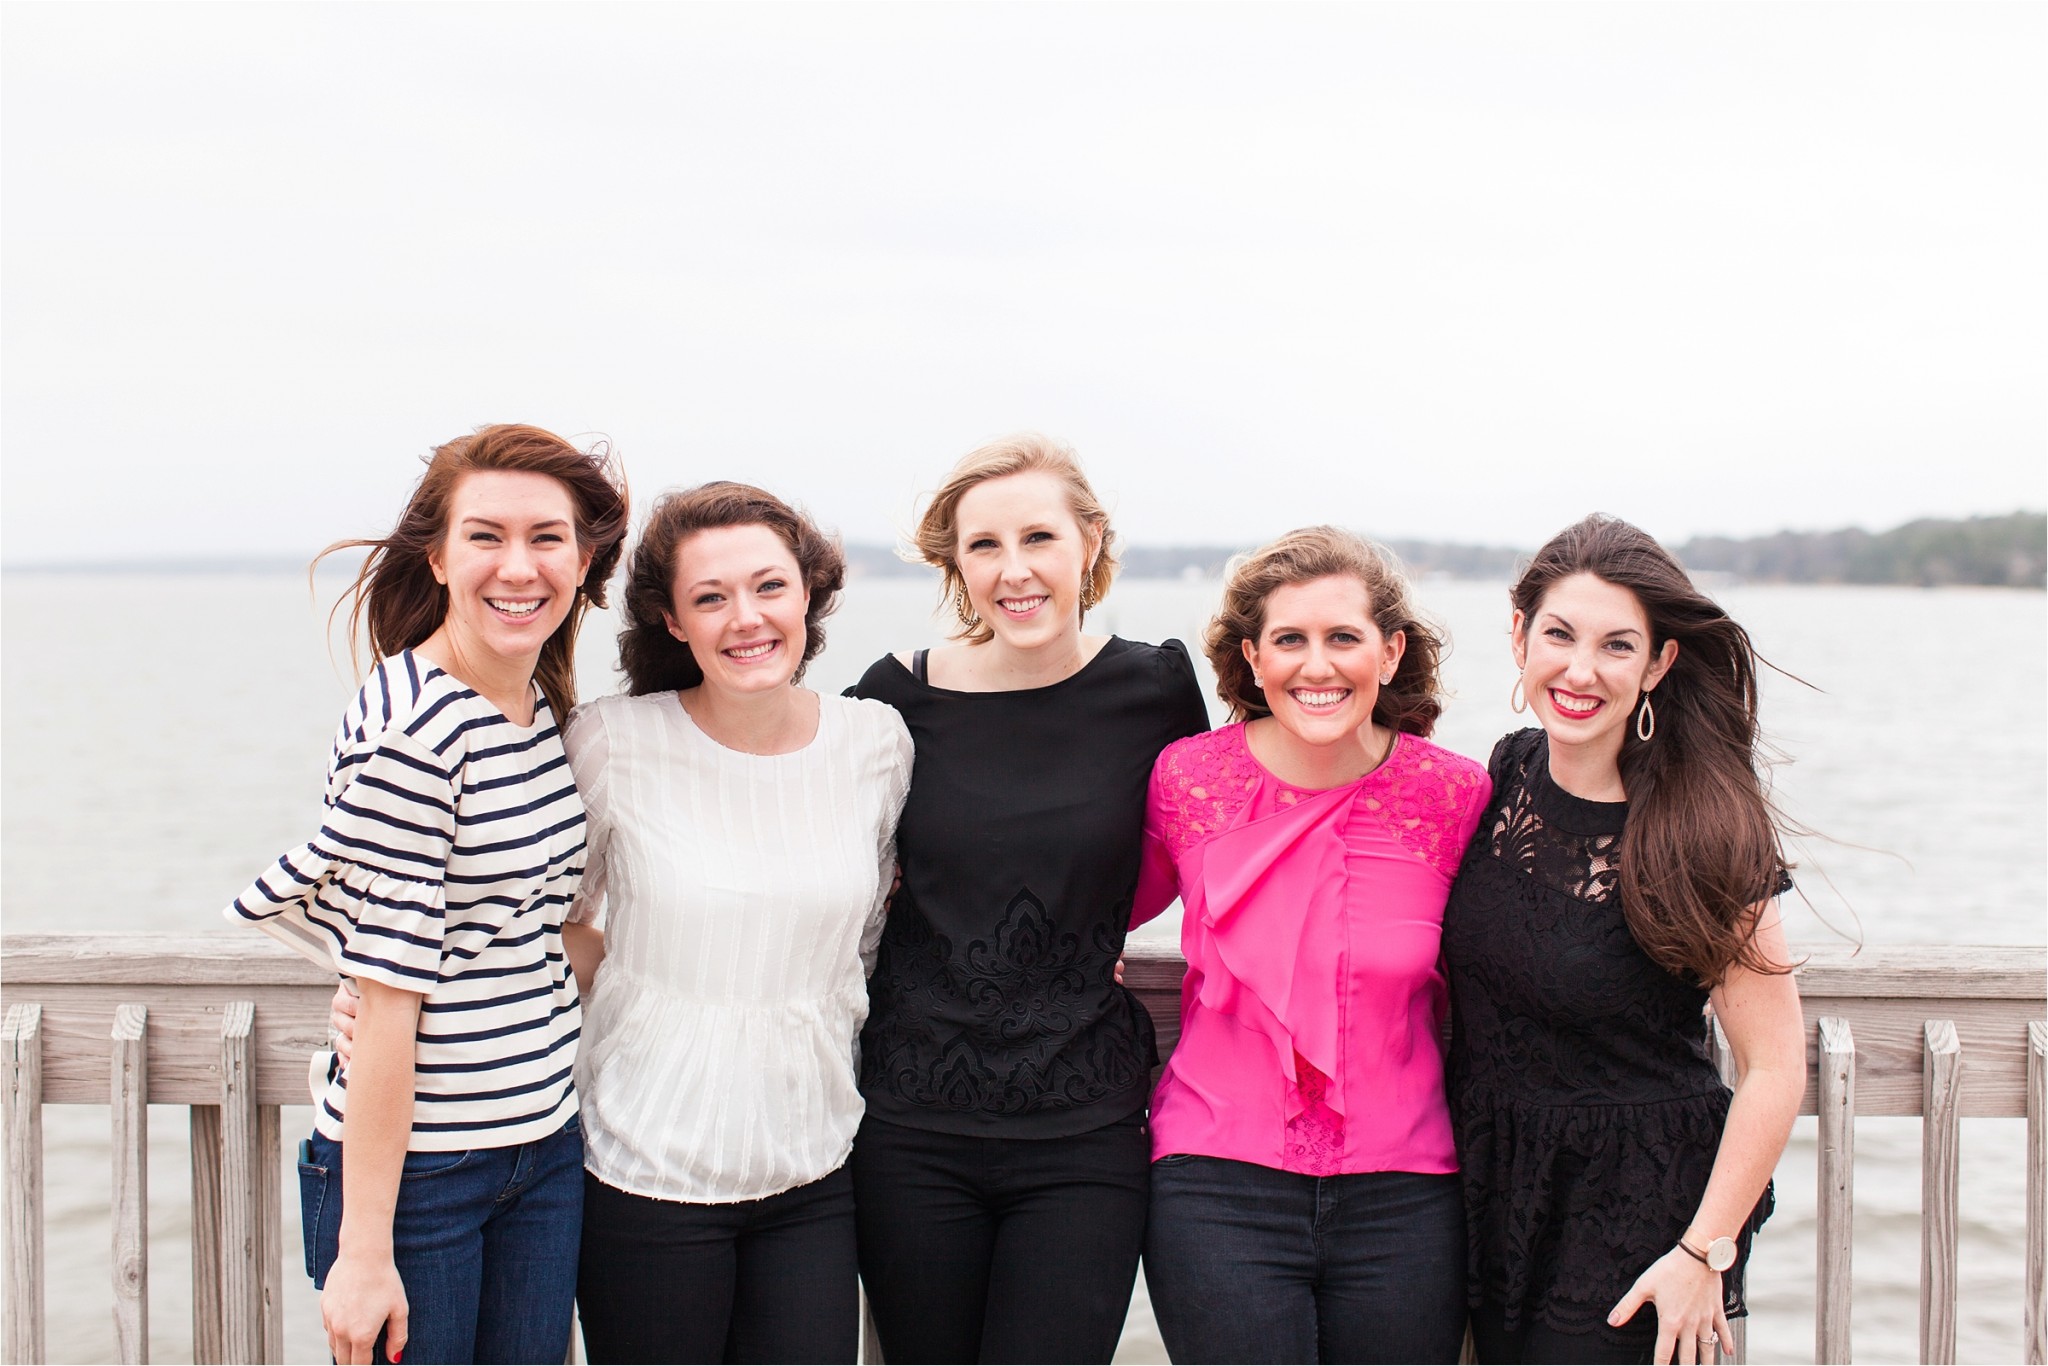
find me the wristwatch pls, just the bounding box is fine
[1677,1233,1738,1272]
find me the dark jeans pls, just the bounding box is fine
[851,1111,1151,1364]
[298,1118,584,1365]
[1144,1154,1466,1364]
[575,1165,858,1364]
[1468,1298,1656,1364]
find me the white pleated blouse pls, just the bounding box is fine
[565,689,912,1203]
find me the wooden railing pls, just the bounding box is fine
[2,935,2043,1365]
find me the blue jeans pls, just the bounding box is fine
[299,1118,584,1364]
[1145,1155,1466,1364]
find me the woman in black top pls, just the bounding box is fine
[1441,516,1805,1366]
[849,433,1209,1363]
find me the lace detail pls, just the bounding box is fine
[1443,729,1770,1336]
[1284,1053,1345,1175]
[1152,725,1488,882]
[862,890,1153,1117]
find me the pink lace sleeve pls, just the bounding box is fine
[1130,726,1263,928]
[1364,737,1493,882]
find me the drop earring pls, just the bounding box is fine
[1635,692,1656,741]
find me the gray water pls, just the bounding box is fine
[3,572,2042,1363]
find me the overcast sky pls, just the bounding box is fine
[3,2,2042,564]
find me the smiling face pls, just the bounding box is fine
[427,470,591,674]
[663,522,810,697]
[1513,571,1678,760]
[952,470,1101,652]
[1241,574,1406,749]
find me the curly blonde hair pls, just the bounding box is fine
[911,433,1119,644]
[1204,526,1445,735]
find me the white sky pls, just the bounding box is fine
[3,2,2042,563]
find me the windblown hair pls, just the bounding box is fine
[1513,514,1792,986]
[911,432,1119,644]
[319,424,629,723]
[1205,526,1446,736]
[617,481,845,695]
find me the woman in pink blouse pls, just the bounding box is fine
[1133,527,1490,1364]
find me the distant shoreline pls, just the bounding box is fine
[6,512,2041,589]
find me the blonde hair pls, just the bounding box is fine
[1204,526,1446,735]
[912,432,1120,644]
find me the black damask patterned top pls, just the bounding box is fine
[850,638,1210,1138]
[1442,728,1780,1340]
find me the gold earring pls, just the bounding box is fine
[1510,677,1527,714]
[953,582,980,629]
[1079,577,1098,612]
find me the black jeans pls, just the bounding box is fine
[575,1166,858,1364]
[1144,1154,1466,1364]
[1468,1298,1656,1365]
[851,1111,1150,1364]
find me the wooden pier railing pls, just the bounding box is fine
[3,935,2043,1365]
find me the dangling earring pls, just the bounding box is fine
[1635,692,1656,741]
[953,581,980,630]
[1079,575,1098,612]
[1509,677,1527,714]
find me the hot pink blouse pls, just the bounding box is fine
[1133,722,1490,1175]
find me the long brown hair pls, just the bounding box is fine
[1513,514,1791,985]
[1205,526,1446,735]
[319,424,630,721]
[911,433,1119,644]
[617,482,845,695]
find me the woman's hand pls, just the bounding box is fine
[321,1246,408,1364]
[1609,1244,1732,1364]
[330,982,359,1068]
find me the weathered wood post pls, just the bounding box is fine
[1920,1020,1961,1365]
[221,1001,263,1364]
[3,1003,45,1366]
[112,1004,150,1364]
[1815,1016,1855,1365]
[192,1103,225,1363]
[2026,1020,2045,1366]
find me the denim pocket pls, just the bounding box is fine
[296,1151,330,1281]
[401,1147,478,1181]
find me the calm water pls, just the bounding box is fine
[3,571,2042,1363]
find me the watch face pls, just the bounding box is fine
[1707,1237,1738,1272]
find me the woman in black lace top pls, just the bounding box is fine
[1442,516,1805,1366]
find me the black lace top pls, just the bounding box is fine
[1442,728,1776,1338]
[850,638,1210,1138]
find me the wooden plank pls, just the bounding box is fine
[3,985,333,1106]
[4,1004,45,1366]
[111,1004,150,1364]
[1793,997,2034,1117]
[3,934,334,987]
[220,1002,261,1365]
[2026,1020,2045,1366]
[1920,1020,1961,1365]
[1790,945,2046,999]
[258,1105,283,1363]
[1816,1016,1855,1366]
[191,1105,224,1365]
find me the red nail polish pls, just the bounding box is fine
[391,1350,403,1364]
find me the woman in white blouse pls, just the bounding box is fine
[331,480,912,1358]
[558,481,910,1362]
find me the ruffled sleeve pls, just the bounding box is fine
[564,700,614,927]
[228,725,456,993]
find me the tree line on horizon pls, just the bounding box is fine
[839,512,2045,588]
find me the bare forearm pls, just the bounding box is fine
[337,984,420,1256]
[1687,1061,1803,1244]
[564,921,606,998]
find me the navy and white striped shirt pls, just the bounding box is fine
[227,650,585,1150]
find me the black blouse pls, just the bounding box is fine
[850,637,1210,1138]
[1442,728,1777,1339]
